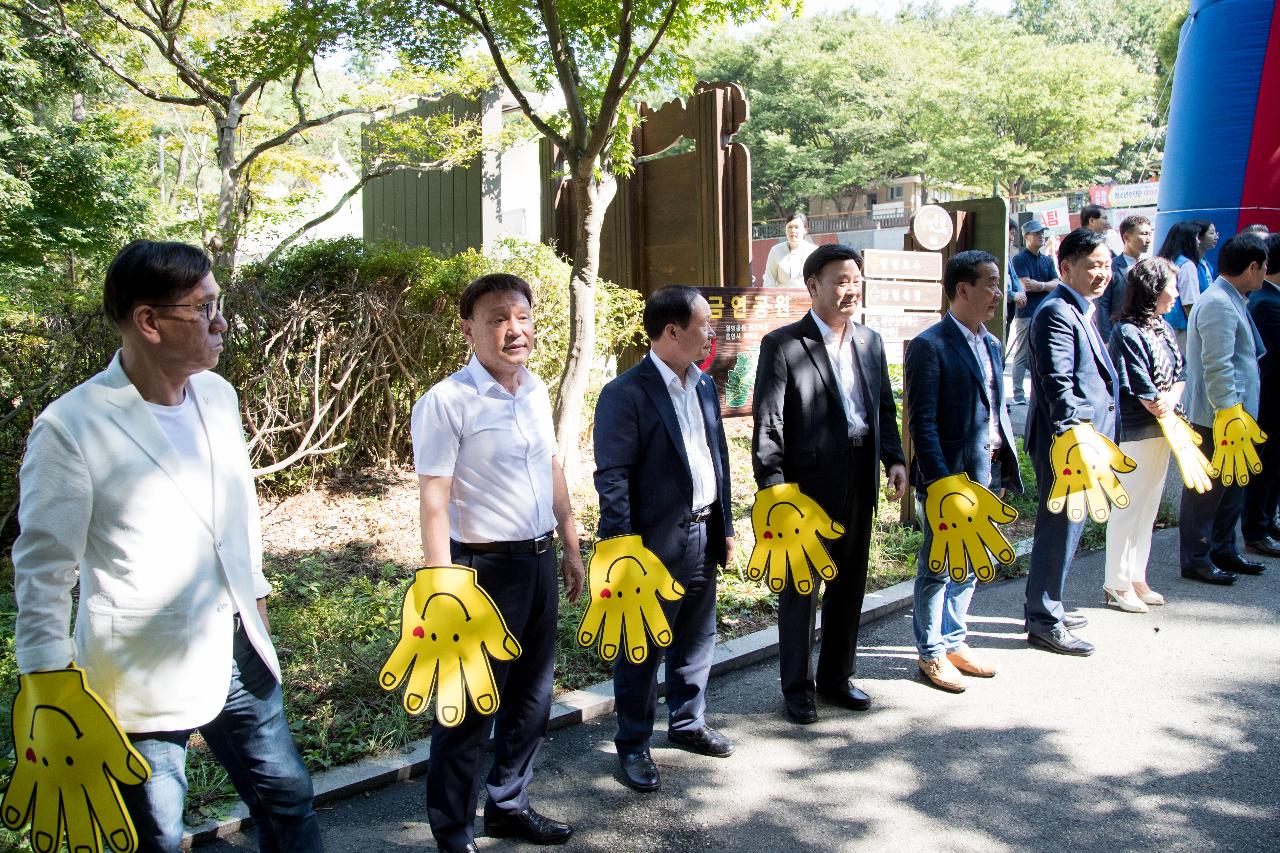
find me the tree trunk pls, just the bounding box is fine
[212,95,244,278]
[552,160,615,479]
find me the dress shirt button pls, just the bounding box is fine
[215,539,223,550]
[218,603,229,612]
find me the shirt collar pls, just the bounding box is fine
[649,350,701,390]
[1057,282,1092,315]
[809,309,846,345]
[946,311,988,346]
[1212,276,1250,309]
[465,355,532,398]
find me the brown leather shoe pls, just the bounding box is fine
[947,644,998,677]
[918,657,966,693]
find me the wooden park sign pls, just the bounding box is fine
[697,287,810,418]
[860,248,944,364]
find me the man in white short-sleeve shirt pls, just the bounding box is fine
[409,273,584,853]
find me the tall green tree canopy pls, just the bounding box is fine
[694,8,1156,219]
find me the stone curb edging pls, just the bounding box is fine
[185,536,1033,846]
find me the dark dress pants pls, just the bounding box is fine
[1182,426,1247,569]
[613,517,718,754]
[778,442,876,704]
[1024,453,1087,633]
[1242,410,1280,541]
[426,545,558,851]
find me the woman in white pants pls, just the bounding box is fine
[1105,258,1184,612]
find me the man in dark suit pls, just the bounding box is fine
[906,250,1023,692]
[593,286,736,793]
[1243,233,1280,555]
[1024,228,1122,656]
[752,243,907,723]
[1094,214,1153,343]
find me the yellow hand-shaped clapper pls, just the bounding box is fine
[2,667,151,853]
[1210,403,1268,486]
[577,535,685,664]
[379,566,521,727]
[747,483,846,594]
[1158,414,1214,494]
[1046,424,1137,523]
[923,473,1019,583]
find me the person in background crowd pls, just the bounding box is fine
[1195,219,1219,281]
[752,243,907,724]
[1095,214,1154,343]
[1081,204,1110,237]
[1009,220,1061,405]
[10,240,322,853]
[763,212,817,288]
[411,273,584,853]
[1023,229,1120,657]
[1243,224,1270,237]
[1242,233,1280,557]
[593,286,736,794]
[906,250,1022,692]
[1104,257,1184,612]
[1179,233,1270,586]
[1006,217,1027,340]
[1157,221,1206,351]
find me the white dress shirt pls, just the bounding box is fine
[649,352,718,511]
[411,356,557,543]
[947,313,1002,451]
[809,310,869,438]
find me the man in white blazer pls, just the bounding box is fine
[11,241,321,851]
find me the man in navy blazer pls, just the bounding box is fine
[594,286,736,793]
[907,250,1023,692]
[1024,229,1121,656]
[1243,233,1280,555]
[752,243,907,723]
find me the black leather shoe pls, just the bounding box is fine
[1062,613,1089,630]
[1245,536,1280,557]
[817,683,872,711]
[438,844,479,853]
[1027,627,1094,656]
[1182,564,1236,585]
[667,726,735,757]
[618,749,659,792]
[1215,551,1267,575]
[783,699,817,724]
[483,806,573,845]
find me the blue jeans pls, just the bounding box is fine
[913,464,999,659]
[119,621,321,853]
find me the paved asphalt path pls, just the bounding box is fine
[206,528,1279,852]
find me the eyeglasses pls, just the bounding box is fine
[147,294,225,321]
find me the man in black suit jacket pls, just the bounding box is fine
[906,250,1023,693]
[752,243,907,724]
[594,286,736,793]
[1243,233,1280,555]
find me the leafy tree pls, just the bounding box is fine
[0,9,155,311]
[694,14,922,219]
[374,0,797,471]
[696,10,1155,216]
[2,0,488,277]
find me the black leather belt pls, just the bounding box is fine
[454,532,556,555]
[691,505,713,523]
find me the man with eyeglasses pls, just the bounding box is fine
[9,240,321,852]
